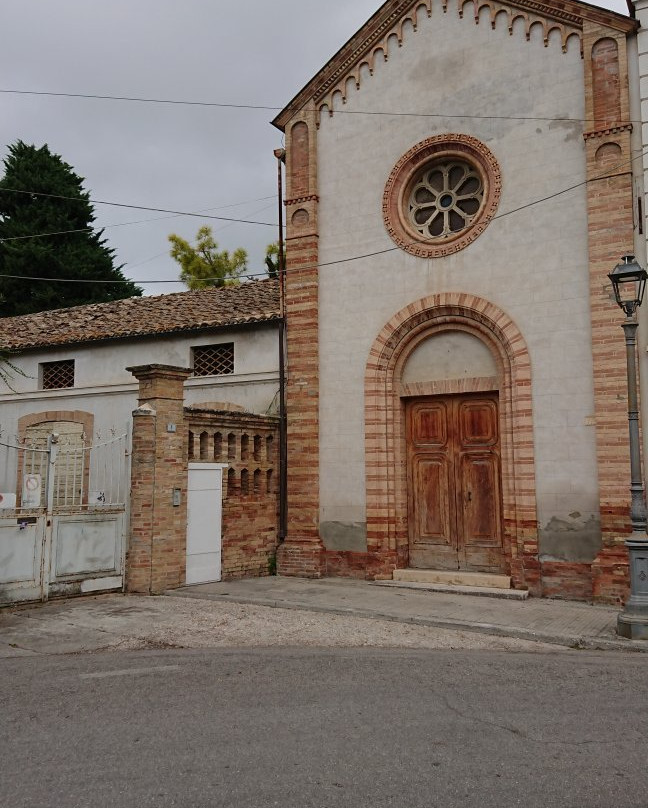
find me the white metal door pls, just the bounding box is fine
[186,463,225,585]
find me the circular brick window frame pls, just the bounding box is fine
[382,134,502,258]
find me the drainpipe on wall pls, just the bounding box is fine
[274,148,287,543]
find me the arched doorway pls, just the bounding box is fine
[364,293,540,591]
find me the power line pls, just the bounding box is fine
[0,145,645,287]
[0,88,635,126]
[0,187,278,228]
[125,201,277,273]
[123,143,648,281]
[0,194,276,242]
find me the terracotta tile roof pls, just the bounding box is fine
[0,278,280,351]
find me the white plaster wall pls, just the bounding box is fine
[316,1,598,542]
[402,332,498,383]
[0,323,280,491]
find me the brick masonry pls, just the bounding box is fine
[126,366,280,592]
[187,409,279,580]
[581,22,635,604]
[364,294,540,593]
[277,108,326,578]
[126,364,191,595]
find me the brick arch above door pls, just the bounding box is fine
[18,410,94,440]
[364,292,540,593]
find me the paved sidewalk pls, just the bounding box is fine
[169,576,648,653]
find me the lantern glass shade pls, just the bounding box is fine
[608,256,648,316]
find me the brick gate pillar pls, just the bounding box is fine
[126,364,191,594]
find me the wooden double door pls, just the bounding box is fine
[406,392,504,572]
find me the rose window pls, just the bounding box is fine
[383,135,501,258]
[408,160,484,240]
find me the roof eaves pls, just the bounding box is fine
[4,314,282,354]
[272,0,637,130]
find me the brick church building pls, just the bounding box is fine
[273,0,643,601]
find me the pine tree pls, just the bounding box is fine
[168,225,248,289]
[0,141,142,316]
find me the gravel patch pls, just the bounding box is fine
[89,595,559,653]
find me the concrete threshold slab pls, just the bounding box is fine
[372,580,528,600]
[392,569,511,589]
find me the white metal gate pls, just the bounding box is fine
[186,463,225,585]
[0,429,130,605]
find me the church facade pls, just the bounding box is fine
[273,0,643,601]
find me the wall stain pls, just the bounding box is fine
[539,514,601,562]
[548,118,583,143]
[320,521,367,552]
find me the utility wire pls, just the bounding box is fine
[0,194,276,242]
[0,145,645,287]
[0,88,637,126]
[126,201,277,273]
[0,187,278,228]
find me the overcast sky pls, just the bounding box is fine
[1,0,629,295]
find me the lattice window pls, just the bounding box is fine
[41,360,75,390]
[192,343,234,376]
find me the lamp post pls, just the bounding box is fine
[608,255,648,639]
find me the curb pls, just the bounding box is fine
[165,590,648,654]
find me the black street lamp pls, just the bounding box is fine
[608,255,648,639]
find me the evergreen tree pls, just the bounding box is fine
[0,141,142,316]
[169,225,248,289]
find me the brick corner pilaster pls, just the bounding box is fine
[582,20,635,578]
[280,104,325,573]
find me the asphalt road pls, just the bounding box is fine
[2,647,647,808]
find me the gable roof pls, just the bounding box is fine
[272,0,636,131]
[0,278,280,351]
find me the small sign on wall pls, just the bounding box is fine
[22,474,42,508]
[0,492,17,509]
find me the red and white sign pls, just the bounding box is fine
[0,492,17,509]
[22,474,42,508]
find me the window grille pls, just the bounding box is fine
[41,360,75,390]
[192,343,234,376]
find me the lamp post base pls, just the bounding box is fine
[617,612,648,640]
[616,534,648,640]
